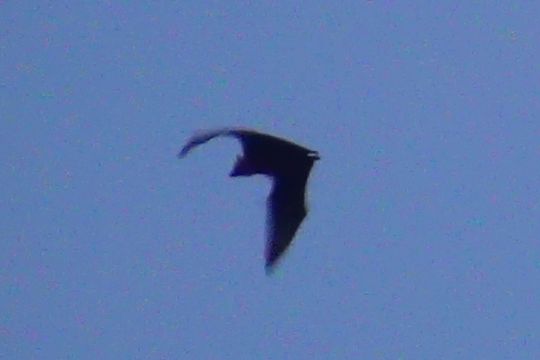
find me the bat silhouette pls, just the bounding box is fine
[179,128,320,273]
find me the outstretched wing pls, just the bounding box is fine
[265,165,313,272]
[178,128,239,158]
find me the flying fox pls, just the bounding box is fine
[179,128,319,273]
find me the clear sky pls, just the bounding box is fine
[2,2,540,359]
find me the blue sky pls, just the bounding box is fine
[2,2,540,358]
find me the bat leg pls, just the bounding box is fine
[229,155,254,177]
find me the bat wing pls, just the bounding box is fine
[178,128,241,158]
[265,166,312,272]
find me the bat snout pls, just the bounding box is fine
[308,151,320,161]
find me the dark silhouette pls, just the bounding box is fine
[179,128,320,273]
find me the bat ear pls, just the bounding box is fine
[230,155,254,177]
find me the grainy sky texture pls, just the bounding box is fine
[2,2,540,359]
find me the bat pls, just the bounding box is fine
[179,127,319,273]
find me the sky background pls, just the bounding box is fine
[2,2,540,359]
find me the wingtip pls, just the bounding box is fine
[265,263,276,276]
[178,145,192,159]
[265,256,283,275]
